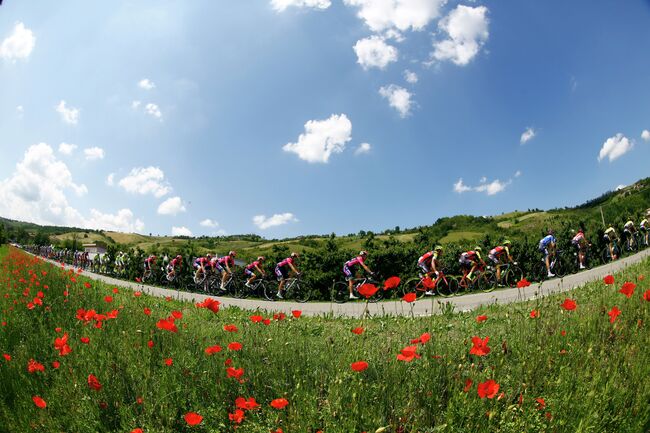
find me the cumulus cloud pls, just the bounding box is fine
[56,100,80,125]
[343,0,446,32]
[118,166,171,198]
[404,69,418,84]
[453,176,511,196]
[355,142,372,155]
[145,103,162,119]
[157,196,186,216]
[171,226,192,236]
[271,0,331,11]
[520,127,536,144]
[58,142,77,155]
[282,114,352,163]
[432,5,489,66]
[200,219,219,228]
[106,173,115,186]
[138,78,156,90]
[253,213,298,229]
[598,133,634,162]
[83,147,105,161]
[0,22,36,61]
[642,130,650,142]
[379,84,414,117]
[353,36,398,70]
[131,100,141,109]
[0,143,143,232]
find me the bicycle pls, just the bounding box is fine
[622,231,639,254]
[234,275,269,299]
[536,249,566,281]
[331,274,384,303]
[494,262,524,288]
[456,265,496,293]
[570,244,594,273]
[600,240,621,264]
[401,270,458,299]
[209,271,240,296]
[265,274,309,303]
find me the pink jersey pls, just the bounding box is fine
[218,256,234,267]
[489,246,506,257]
[277,257,294,268]
[572,232,585,244]
[246,260,260,270]
[170,257,182,267]
[345,256,365,268]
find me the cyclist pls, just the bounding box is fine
[143,254,157,279]
[623,219,637,250]
[244,256,266,288]
[603,226,618,260]
[166,254,183,279]
[275,252,300,299]
[488,240,514,284]
[344,251,375,300]
[417,245,443,296]
[216,251,236,290]
[193,254,212,281]
[115,251,126,274]
[459,247,485,285]
[539,230,557,278]
[640,217,649,246]
[571,229,589,269]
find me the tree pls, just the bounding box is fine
[0,224,6,245]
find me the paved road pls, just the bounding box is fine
[41,248,650,318]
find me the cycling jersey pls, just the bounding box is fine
[218,256,234,267]
[624,221,634,230]
[571,232,585,245]
[246,260,260,270]
[489,246,508,258]
[277,257,294,268]
[461,251,481,262]
[144,256,156,264]
[345,256,365,268]
[539,235,556,250]
[418,251,439,265]
[604,227,616,237]
[641,219,648,230]
[194,257,209,266]
[169,257,182,267]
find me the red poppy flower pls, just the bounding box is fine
[351,327,364,335]
[418,332,431,344]
[196,298,220,313]
[358,283,378,298]
[228,342,243,351]
[644,290,650,302]
[235,397,260,410]
[32,396,47,409]
[603,275,614,285]
[84,282,91,289]
[147,340,154,349]
[87,374,102,391]
[561,298,577,311]
[560,330,566,336]
[104,296,113,303]
[226,367,245,379]
[608,306,621,323]
[80,337,90,344]
[384,276,401,290]
[476,315,488,323]
[184,412,203,426]
[229,409,245,424]
[250,315,263,323]
[638,275,645,281]
[2,354,10,362]
[463,378,473,392]
[536,397,546,410]
[263,319,271,325]
[156,319,178,333]
[270,398,289,409]
[27,359,45,373]
[205,345,222,355]
[397,345,421,362]
[134,291,142,297]
[291,310,302,318]
[529,310,539,318]
[351,360,369,372]
[273,312,287,321]
[469,336,491,356]
[223,324,238,332]
[619,282,636,298]
[225,358,233,366]
[131,429,143,433]
[143,307,151,316]
[422,276,435,289]
[164,358,173,366]
[477,379,500,399]
[51,361,60,369]
[402,292,417,303]
[171,310,183,320]
[516,278,531,288]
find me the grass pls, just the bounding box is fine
[1,245,649,432]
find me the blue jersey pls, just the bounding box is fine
[539,235,556,250]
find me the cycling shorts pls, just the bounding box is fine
[343,265,354,281]
[603,234,613,243]
[488,254,500,265]
[244,268,255,277]
[418,261,431,274]
[459,257,473,268]
[275,266,288,281]
[215,263,226,273]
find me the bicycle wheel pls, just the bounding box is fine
[263,283,277,301]
[366,279,384,303]
[401,277,425,299]
[503,266,523,288]
[479,271,497,293]
[331,281,349,304]
[291,281,310,303]
[436,276,458,297]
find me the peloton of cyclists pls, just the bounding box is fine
[459,247,485,286]
[343,250,375,300]
[193,254,212,281]
[488,240,514,285]
[244,256,266,288]
[216,251,237,291]
[571,229,589,270]
[275,252,300,299]
[538,230,557,278]
[143,254,157,279]
[166,254,183,279]
[417,245,443,296]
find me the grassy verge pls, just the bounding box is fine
[1,246,649,432]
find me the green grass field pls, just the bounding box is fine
[1,245,649,432]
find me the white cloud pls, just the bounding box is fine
[138,78,156,90]
[615,184,626,191]
[520,127,536,144]
[171,226,192,237]
[131,100,141,109]
[55,100,80,125]
[253,213,298,229]
[379,84,414,117]
[0,143,143,232]
[200,218,219,228]
[16,105,24,113]
[514,170,522,178]
[118,166,171,198]
[58,142,77,155]
[454,177,511,195]
[598,133,633,162]
[355,142,372,155]
[282,114,352,163]
[353,36,398,70]
[0,22,36,61]
[157,196,186,216]
[343,0,446,32]
[83,147,105,161]
[641,130,650,142]
[106,173,115,186]
[271,0,331,12]
[404,69,418,84]
[145,103,162,119]
[432,5,489,66]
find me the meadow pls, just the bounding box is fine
[0,245,649,433]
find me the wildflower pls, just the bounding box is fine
[603,275,614,285]
[250,315,263,323]
[228,342,243,351]
[235,397,260,410]
[477,379,500,399]
[644,290,650,302]
[463,378,473,392]
[270,398,289,409]
[351,327,364,335]
[223,324,238,332]
[384,276,401,290]
[608,306,621,323]
[291,310,302,318]
[619,282,636,298]
[205,345,222,355]
[469,336,491,356]
[184,412,203,426]
[529,310,539,318]
[561,298,577,311]
[402,292,417,303]
[164,358,173,366]
[226,367,245,380]
[397,345,421,362]
[476,315,488,323]
[351,361,369,372]
[358,284,378,298]
[196,298,220,313]
[80,337,90,344]
[143,308,151,316]
[517,278,531,288]
[229,409,245,424]
[87,374,102,391]
[27,359,45,373]
[32,396,47,408]
[156,319,178,333]
[536,398,546,410]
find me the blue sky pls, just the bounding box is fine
[1,0,649,238]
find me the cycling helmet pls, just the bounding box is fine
[257,256,265,261]
[206,254,212,259]
[434,245,443,251]
[176,255,182,259]
[290,252,299,258]
[503,240,511,245]
[229,250,236,257]
[547,229,554,235]
[359,250,368,256]
[474,246,482,252]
